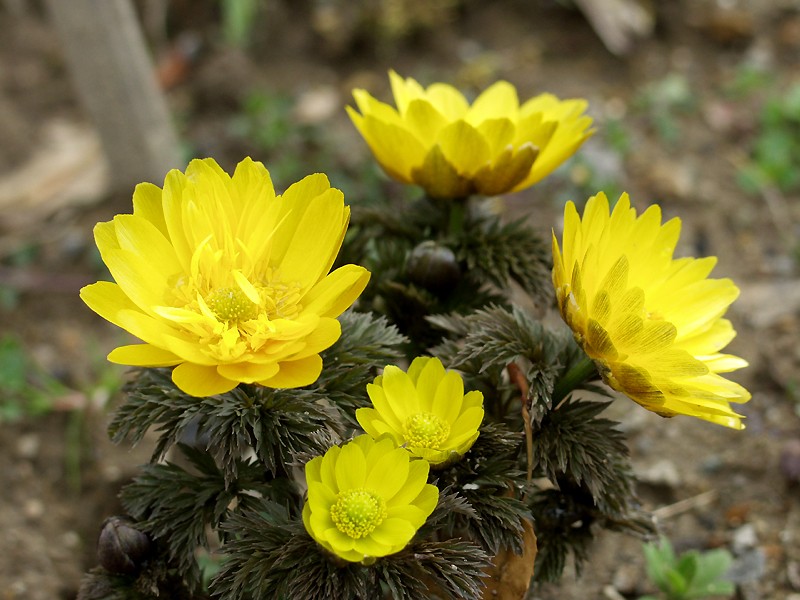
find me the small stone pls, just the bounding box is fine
[62,530,81,549]
[15,433,40,460]
[612,562,640,595]
[732,523,758,554]
[726,547,766,584]
[23,498,45,520]
[636,459,682,488]
[293,86,339,125]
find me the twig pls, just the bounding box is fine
[652,489,718,520]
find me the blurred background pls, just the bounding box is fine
[1,0,799,598]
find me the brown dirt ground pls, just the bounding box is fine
[1,1,799,599]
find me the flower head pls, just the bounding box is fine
[347,70,594,199]
[302,434,438,563]
[356,357,484,465]
[80,158,370,397]
[552,192,750,429]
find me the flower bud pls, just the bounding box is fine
[97,517,151,575]
[406,241,461,292]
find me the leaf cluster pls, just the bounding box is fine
[430,305,654,580]
[109,311,404,483]
[120,444,279,587]
[430,305,587,421]
[211,497,490,600]
[339,194,551,350]
[641,537,734,600]
[434,423,530,554]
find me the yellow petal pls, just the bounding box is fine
[259,355,323,388]
[172,362,239,397]
[355,114,427,182]
[425,83,468,119]
[301,265,371,318]
[411,144,473,199]
[403,99,449,142]
[467,81,519,124]
[335,441,366,490]
[132,182,168,238]
[217,360,280,383]
[107,344,182,367]
[473,142,537,196]
[277,187,347,291]
[435,120,491,177]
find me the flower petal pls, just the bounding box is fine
[171,362,239,397]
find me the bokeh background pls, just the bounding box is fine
[1,0,799,598]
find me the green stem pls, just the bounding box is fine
[447,197,467,239]
[552,355,599,404]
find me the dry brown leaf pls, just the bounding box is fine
[481,518,537,600]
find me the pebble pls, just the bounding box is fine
[727,547,766,584]
[62,530,81,549]
[23,498,45,520]
[15,433,40,460]
[636,459,682,488]
[732,523,758,554]
[293,86,339,125]
[611,563,640,595]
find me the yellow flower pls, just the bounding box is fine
[552,192,750,429]
[302,434,439,563]
[347,70,594,199]
[80,158,370,397]
[356,357,484,465]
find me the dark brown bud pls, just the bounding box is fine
[97,516,151,575]
[406,241,461,292]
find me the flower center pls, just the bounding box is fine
[403,412,450,449]
[205,287,259,322]
[329,489,386,539]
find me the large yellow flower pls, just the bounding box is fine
[302,434,439,563]
[356,357,484,466]
[552,192,750,429]
[80,158,370,397]
[347,70,594,199]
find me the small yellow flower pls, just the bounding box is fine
[80,158,370,397]
[552,192,750,429]
[347,70,594,199]
[356,357,484,465]
[302,434,439,563]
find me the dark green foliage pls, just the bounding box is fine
[529,399,657,582]
[529,484,596,582]
[109,311,404,483]
[211,498,489,600]
[338,194,551,351]
[319,311,408,426]
[121,444,278,586]
[430,305,589,421]
[455,215,551,308]
[430,305,653,581]
[532,399,630,504]
[109,369,337,486]
[434,424,530,554]
[77,563,198,600]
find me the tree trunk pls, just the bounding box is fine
[44,0,183,191]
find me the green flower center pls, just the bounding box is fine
[330,489,387,539]
[206,287,259,322]
[403,412,450,449]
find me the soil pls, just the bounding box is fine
[1,1,799,599]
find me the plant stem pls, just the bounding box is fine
[448,197,467,239]
[552,355,599,404]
